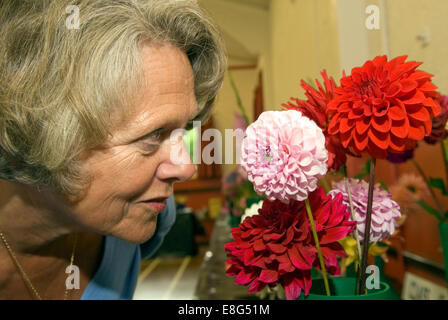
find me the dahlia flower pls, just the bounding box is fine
[283,71,348,171]
[329,179,401,242]
[240,110,328,202]
[225,188,356,300]
[389,173,430,213]
[327,55,441,159]
[424,95,448,144]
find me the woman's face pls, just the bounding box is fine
[67,43,197,244]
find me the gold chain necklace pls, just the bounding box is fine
[0,231,78,300]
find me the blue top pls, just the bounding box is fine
[80,195,176,300]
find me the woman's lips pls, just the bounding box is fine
[140,200,167,212]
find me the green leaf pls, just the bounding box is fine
[377,179,389,191]
[416,200,443,222]
[354,172,367,179]
[364,159,371,175]
[428,177,448,195]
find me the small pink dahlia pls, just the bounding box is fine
[328,178,401,242]
[240,110,328,202]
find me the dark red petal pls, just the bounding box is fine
[243,248,255,265]
[267,243,287,254]
[253,238,266,251]
[319,226,354,244]
[235,268,256,285]
[283,277,303,300]
[248,280,266,293]
[288,245,312,270]
[259,269,279,283]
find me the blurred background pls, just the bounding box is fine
[135,0,448,300]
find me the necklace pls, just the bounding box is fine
[0,231,78,300]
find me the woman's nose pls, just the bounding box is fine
[156,133,196,182]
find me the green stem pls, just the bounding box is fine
[344,176,363,264]
[227,69,250,126]
[357,158,376,295]
[412,158,444,221]
[305,198,331,296]
[441,140,448,194]
[343,166,363,294]
[321,177,331,193]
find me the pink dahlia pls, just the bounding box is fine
[329,179,401,242]
[225,188,356,300]
[283,71,348,171]
[240,110,328,202]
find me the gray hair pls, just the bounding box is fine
[0,0,226,195]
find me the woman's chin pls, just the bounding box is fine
[111,219,158,245]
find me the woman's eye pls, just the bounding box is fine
[137,129,164,153]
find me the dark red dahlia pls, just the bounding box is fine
[283,71,348,171]
[327,55,441,159]
[224,188,356,300]
[424,94,448,144]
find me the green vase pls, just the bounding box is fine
[299,277,397,300]
[439,222,448,285]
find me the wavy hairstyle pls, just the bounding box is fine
[0,0,226,195]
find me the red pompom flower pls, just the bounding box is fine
[327,55,441,159]
[283,71,347,171]
[224,188,356,300]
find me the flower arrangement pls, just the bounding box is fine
[225,55,444,299]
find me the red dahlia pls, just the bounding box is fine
[327,55,441,159]
[424,94,448,144]
[283,71,348,171]
[224,188,356,300]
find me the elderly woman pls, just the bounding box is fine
[0,0,225,299]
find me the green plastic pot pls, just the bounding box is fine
[439,222,448,285]
[299,277,397,300]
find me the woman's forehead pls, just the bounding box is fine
[111,44,198,134]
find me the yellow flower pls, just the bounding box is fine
[339,236,390,273]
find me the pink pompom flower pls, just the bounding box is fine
[240,110,328,202]
[328,178,401,242]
